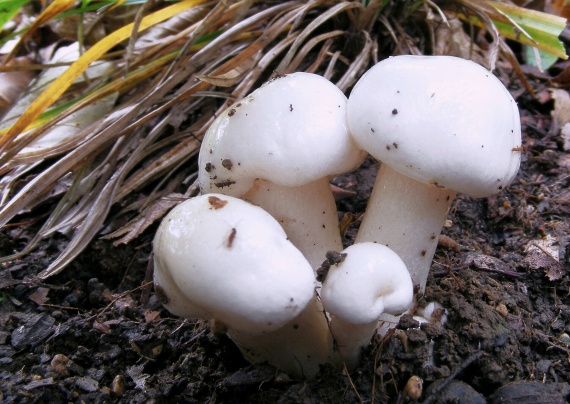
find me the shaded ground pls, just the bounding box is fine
[1,67,570,403]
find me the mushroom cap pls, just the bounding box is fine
[153,193,316,335]
[198,72,365,196]
[320,243,413,325]
[347,55,521,198]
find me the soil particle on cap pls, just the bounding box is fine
[226,228,237,248]
[214,180,236,188]
[221,159,233,170]
[208,195,228,209]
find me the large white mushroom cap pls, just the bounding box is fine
[199,72,365,196]
[153,193,316,335]
[347,55,521,197]
[320,242,413,324]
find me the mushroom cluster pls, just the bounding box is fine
[153,56,522,378]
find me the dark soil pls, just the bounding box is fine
[1,69,570,403]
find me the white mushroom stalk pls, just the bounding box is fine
[153,194,331,378]
[320,243,413,369]
[347,55,522,292]
[198,72,365,268]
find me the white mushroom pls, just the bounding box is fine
[198,72,365,268]
[153,194,331,377]
[347,55,522,292]
[320,242,413,368]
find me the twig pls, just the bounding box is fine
[40,303,82,312]
[432,265,525,279]
[372,328,397,404]
[315,289,339,352]
[140,252,154,306]
[343,362,364,404]
[86,281,154,322]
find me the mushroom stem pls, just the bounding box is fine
[243,178,343,269]
[355,165,456,292]
[228,297,331,378]
[328,318,378,370]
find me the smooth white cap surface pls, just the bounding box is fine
[199,72,365,196]
[153,194,316,335]
[347,55,521,197]
[320,243,413,325]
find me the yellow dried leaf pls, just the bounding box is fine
[0,0,206,149]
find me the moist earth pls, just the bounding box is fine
[1,72,570,403]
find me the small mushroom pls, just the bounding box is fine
[320,243,413,368]
[198,72,365,268]
[153,194,331,377]
[347,55,522,292]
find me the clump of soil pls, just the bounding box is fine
[1,72,570,402]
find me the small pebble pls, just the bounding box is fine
[51,354,71,376]
[403,375,423,400]
[112,374,125,395]
[75,376,99,392]
[495,303,508,317]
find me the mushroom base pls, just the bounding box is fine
[328,317,378,370]
[227,297,332,379]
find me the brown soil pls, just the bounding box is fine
[1,69,570,403]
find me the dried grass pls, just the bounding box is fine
[0,0,564,277]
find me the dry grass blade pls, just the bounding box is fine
[286,30,346,72]
[38,131,147,278]
[276,1,362,73]
[336,30,374,92]
[452,0,501,68]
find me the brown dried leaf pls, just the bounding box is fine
[434,17,478,61]
[144,310,161,323]
[127,364,150,391]
[550,89,570,150]
[28,287,50,305]
[523,236,565,281]
[0,57,36,113]
[92,319,111,334]
[550,0,570,20]
[552,62,570,86]
[113,294,136,311]
[463,253,510,273]
[524,249,565,281]
[104,193,186,245]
